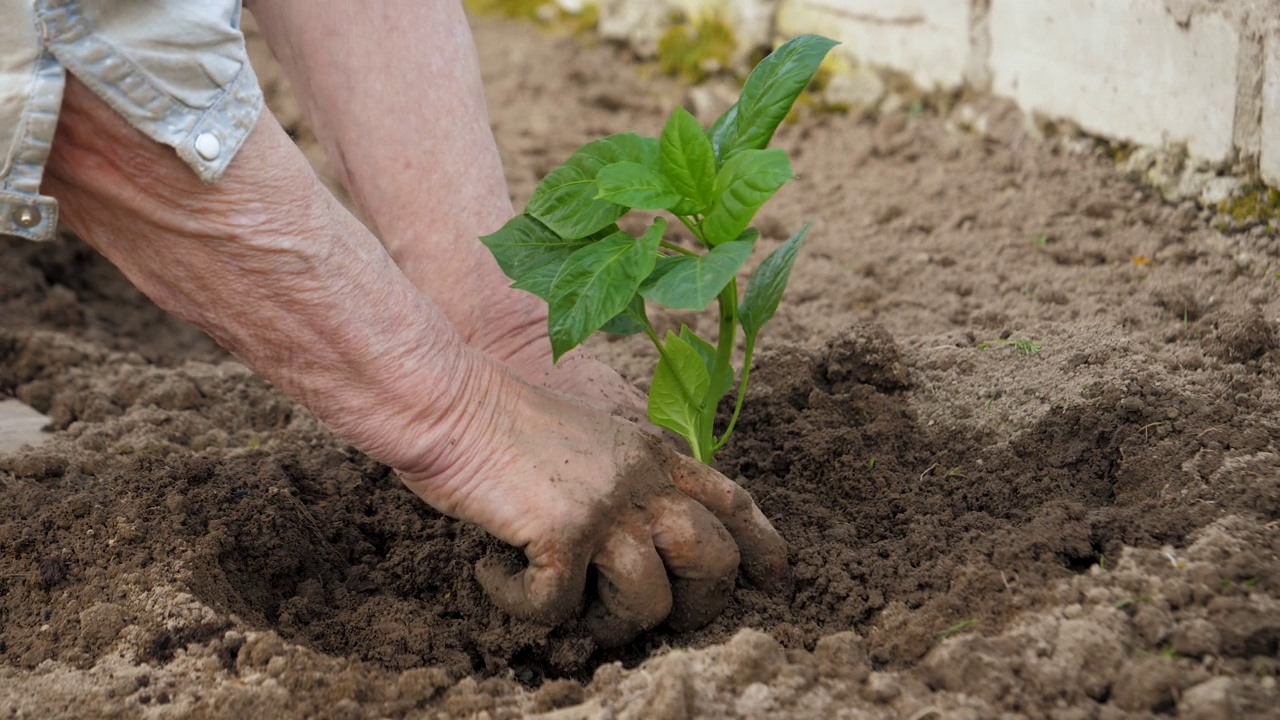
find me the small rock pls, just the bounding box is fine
[397,666,453,706]
[630,654,693,719]
[237,632,287,669]
[79,603,128,651]
[531,679,585,713]
[1199,176,1240,205]
[862,672,901,703]
[1111,656,1205,713]
[1130,603,1174,646]
[1174,170,1213,202]
[954,105,988,135]
[1123,147,1159,176]
[1117,396,1145,414]
[1170,618,1221,658]
[1207,308,1277,363]
[734,682,776,716]
[720,629,785,688]
[814,632,870,682]
[823,67,884,110]
[1178,676,1239,720]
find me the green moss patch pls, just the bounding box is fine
[657,14,737,82]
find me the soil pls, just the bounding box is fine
[3,13,1280,720]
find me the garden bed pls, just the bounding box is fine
[1,15,1277,719]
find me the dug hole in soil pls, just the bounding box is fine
[3,14,1279,720]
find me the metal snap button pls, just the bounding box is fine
[195,132,222,161]
[12,206,41,228]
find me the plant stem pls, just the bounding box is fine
[675,215,707,248]
[660,240,698,256]
[713,335,753,451]
[699,279,738,463]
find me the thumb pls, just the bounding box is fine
[474,543,591,625]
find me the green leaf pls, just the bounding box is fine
[734,227,761,246]
[679,325,734,401]
[601,295,648,335]
[510,263,563,301]
[641,240,752,310]
[648,330,710,455]
[707,103,739,165]
[547,219,665,360]
[481,214,593,300]
[595,161,682,210]
[701,149,794,247]
[671,197,703,216]
[709,35,838,163]
[660,107,717,211]
[526,133,660,239]
[739,223,809,340]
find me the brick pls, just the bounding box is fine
[776,0,972,89]
[990,0,1239,163]
[1263,32,1280,186]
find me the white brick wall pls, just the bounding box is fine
[776,0,972,89]
[1263,33,1280,186]
[596,0,779,64]
[595,0,1277,187]
[989,0,1240,163]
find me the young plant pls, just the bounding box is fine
[482,34,838,463]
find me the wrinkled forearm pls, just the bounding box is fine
[247,0,530,341]
[42,77,490,475]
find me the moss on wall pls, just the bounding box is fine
[656,13,738,82]
[463,0,597,33]
[1219,186,1280,225]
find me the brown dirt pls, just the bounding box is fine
[3,13,1279,719]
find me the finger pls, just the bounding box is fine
[585,529,672,648]
[660,449,792,593]
[474,545,590,626]
[651,497,740,632]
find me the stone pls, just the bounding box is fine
[1199,176,1240,206]
[823,66,886,109]
[777,0,972,89]
[1177,676,1239,720]
[990,0,1239,163]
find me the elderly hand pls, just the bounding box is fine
[396,362,790,646]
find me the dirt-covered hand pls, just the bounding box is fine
[395,365,789,647]
[462,296,652,427]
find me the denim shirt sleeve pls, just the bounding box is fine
[1,0,265,242]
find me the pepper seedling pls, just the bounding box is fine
[482,34,837,463]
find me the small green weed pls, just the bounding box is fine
[978,338,1043,355]
[939,619,977,638]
